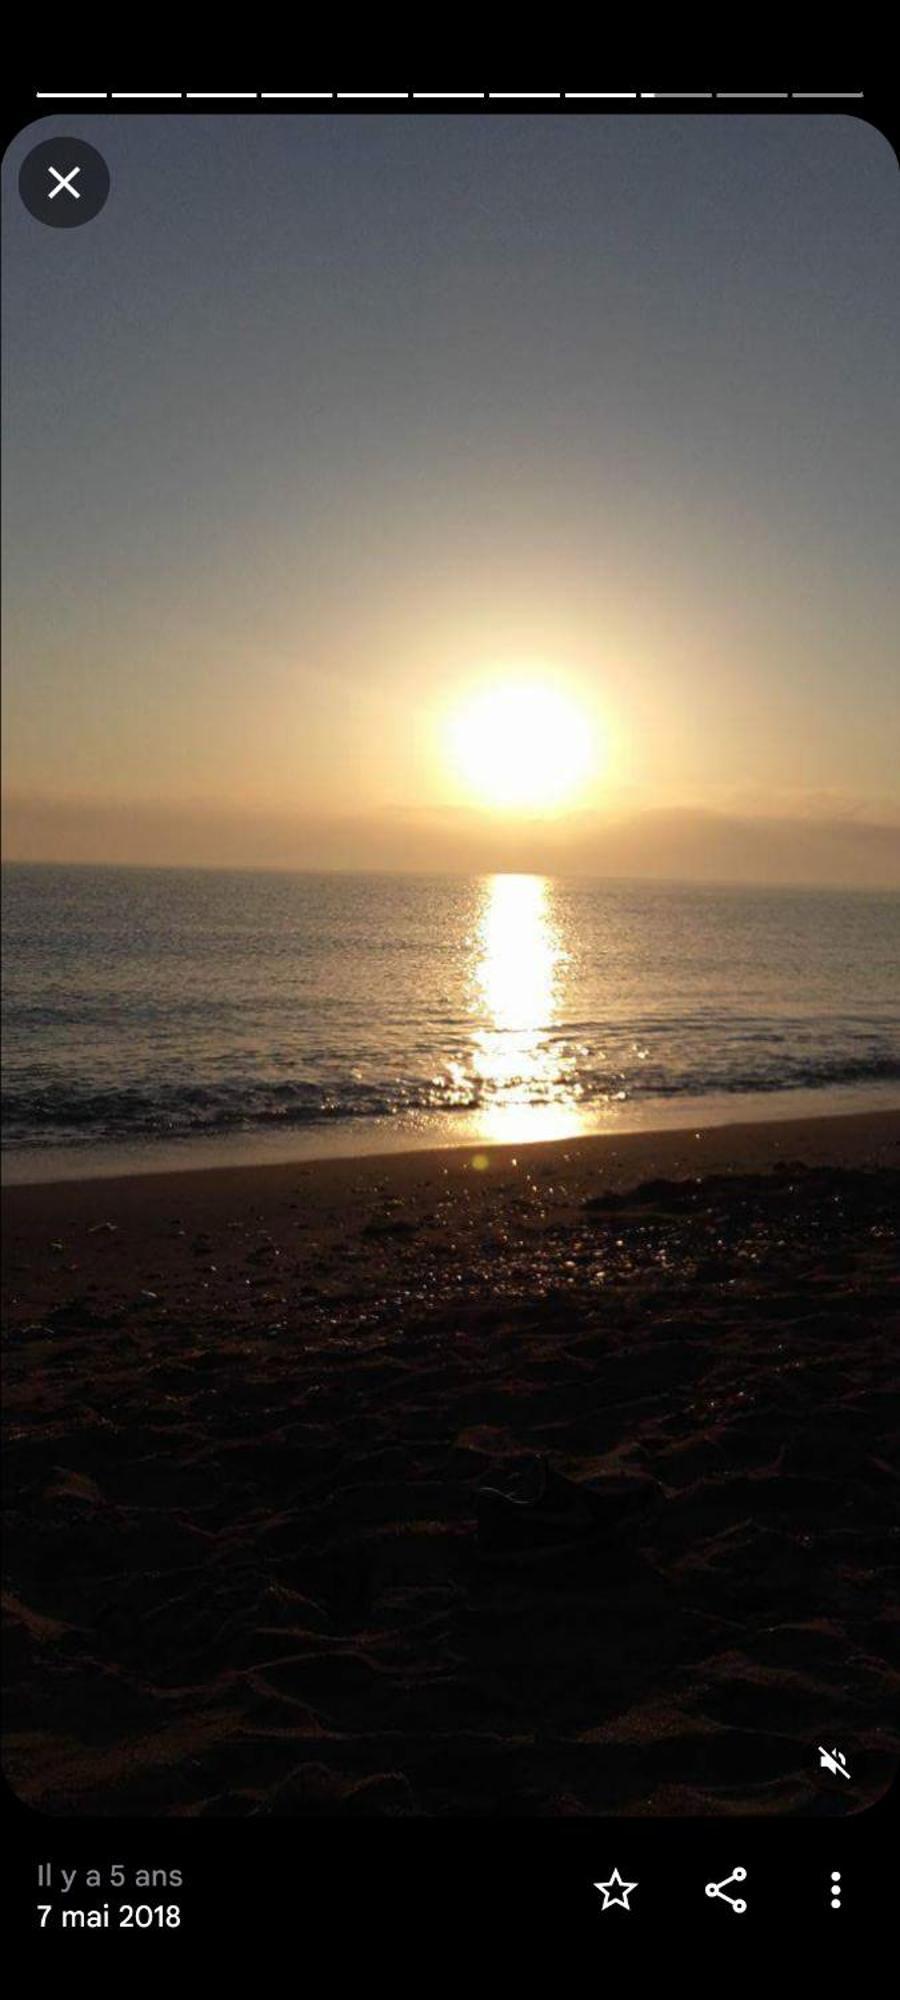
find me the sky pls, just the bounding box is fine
[2,112,899,882]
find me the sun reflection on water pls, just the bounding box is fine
[470,874,588,1143]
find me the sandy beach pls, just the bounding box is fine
[3,1107,899,1817]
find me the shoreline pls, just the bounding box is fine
[3,1104,899,1214]
[3,1088,899,1195]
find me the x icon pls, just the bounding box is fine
[48,165,81,200]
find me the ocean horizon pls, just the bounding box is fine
[3,861,898,1181]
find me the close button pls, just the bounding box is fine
[19,137,110,228]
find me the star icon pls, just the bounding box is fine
[593,1867,638,1912]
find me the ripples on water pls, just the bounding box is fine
[2,864,899,1157]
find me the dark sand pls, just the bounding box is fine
[3,1108,899,1817]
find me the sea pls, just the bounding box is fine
[2,864,899,1182]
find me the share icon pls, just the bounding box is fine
[705,1866,748,1915]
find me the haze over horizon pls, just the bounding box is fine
[3,114,898,882]
[4,796,899,889]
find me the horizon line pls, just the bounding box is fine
[3,857,898,895]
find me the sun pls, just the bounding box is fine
[447,680,595,812]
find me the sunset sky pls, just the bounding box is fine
[2,113,898,881]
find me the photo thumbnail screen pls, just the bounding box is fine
[2,109,898,1834]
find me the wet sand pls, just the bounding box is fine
[3,1107,899,1816]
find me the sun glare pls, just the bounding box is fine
[447,681,595,812]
